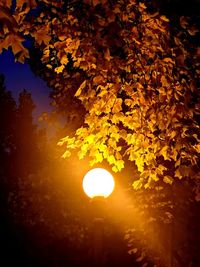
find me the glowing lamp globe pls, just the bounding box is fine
[83,168,115,198]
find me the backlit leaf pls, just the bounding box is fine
[160,15,169,22]
[74,80,87,97]
[132,179,143,190]
[60,55,68,65]
[55,65,65,74]
[104,48,111,61]
[62,150,71,158]
[163,176,173,185]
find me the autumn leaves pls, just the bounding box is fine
[0,0,199,195]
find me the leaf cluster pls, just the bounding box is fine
[0,0,199,196]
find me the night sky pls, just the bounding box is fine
[0,49,52,120]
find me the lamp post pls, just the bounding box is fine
[82,168,115,267]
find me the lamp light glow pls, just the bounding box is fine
[83,168,115,198]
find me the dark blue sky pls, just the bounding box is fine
[0,50,52,119]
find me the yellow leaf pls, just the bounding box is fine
[62,150,71,158]
[99,143,107,153]
[55,65,65,74]
[46,64,52,69]
[160,15,169,22]
[163,176,173,185]
[86,134,95,144]
[170,150,178,161]
[157,165,167,175]
[108,155,116,165]
[170,131,176,139]
[175,168,182,179]
[112,98,122,113]
[124,99,132,106]
[160,146,168,160]
[119,129,127,139]
[78,144,88,159]
[112,166,118,173]
[161,76,169,87]
[132,179,143,190]
[135,157,144,172]
[116,159,124,171]
[96,152,103,163]
[74,80,87,97]
[115,151,122,160]
[60,54,68,65]
[57,137,67,146]
[175,158,181,168]
[90,63,96,69]
[150,172,159,182]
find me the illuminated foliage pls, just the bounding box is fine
[0,0,199,197]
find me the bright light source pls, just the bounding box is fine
[83,168,115,198]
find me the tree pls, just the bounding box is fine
[0,73,17,207]
[14,89,39,176]
[0,2,200,264]
[0,75,31,266]
[0,73,17,175]
[1,0,198,196]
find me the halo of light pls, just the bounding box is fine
[82,168,115,198]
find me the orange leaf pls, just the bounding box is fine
[104,48,111,61]
[74,80,87,97]
[160,15,169,22]
[93,75,103,84]
[55,65,65,74]
[33,25,51,45]
[163,57,174,64]
[60,54,68,65]
[139,3,147,9]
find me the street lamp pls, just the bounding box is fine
[82,168,115,199]
[82,168,115,267]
